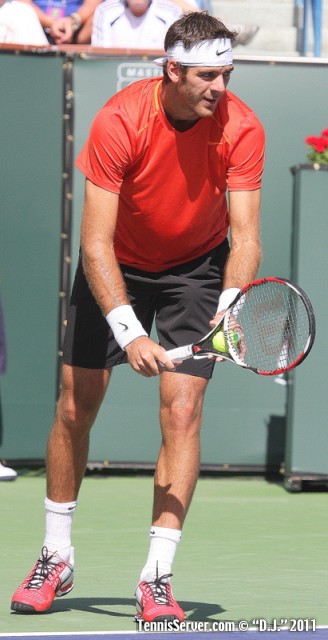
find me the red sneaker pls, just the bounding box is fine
[11,546,74,613]
[135,572,185,623]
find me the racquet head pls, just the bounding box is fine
[220,277,316,375]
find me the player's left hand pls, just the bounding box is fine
[209,310,224,329]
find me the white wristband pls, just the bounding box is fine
[106,305,147,350]
[216,287,240,313]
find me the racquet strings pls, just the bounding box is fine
[226,281,312,373]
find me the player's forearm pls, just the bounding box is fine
[80,181,128,314]
[213,237,261,316]
[224,188,262,290]
[81,244,148,350]
[223,237,262,291]
[81,243,129,316]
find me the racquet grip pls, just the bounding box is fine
[166,345,193,362]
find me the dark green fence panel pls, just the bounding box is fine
[0,53,63,459]
[284,165,328,491]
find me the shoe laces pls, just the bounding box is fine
[144,569,173,606]
[26,546,61,590]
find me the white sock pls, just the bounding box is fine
[140,526,181,583]
[43,497,77,562]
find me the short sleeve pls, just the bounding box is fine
[226,113,265,191]
[75,106,137,193]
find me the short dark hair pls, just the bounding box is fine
[164,11,236,50]
[162,12,235,80]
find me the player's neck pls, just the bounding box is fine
[161,82,200,132]
[164,109,199,132]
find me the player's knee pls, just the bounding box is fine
[163,397,202,438]
[56,392,98,433]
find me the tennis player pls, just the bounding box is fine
[11,11,265,621]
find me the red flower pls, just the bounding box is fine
[304,129,328,164]
[304,136,318,145]
[314,138,327,153]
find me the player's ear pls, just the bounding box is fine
[166,60,182,83]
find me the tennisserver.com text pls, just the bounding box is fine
[138,618,316,633]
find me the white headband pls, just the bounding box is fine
[153,38,233,67]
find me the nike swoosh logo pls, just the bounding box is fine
[119,322,128,331]
[150,529,156,535]
[216,48,230,56]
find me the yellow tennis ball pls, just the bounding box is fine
[212,331,228,353]
[212,330,239,353]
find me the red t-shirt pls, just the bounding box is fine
[76,77,265,272]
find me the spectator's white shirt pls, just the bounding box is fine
[92,0,182,49]
[0,0,48,45]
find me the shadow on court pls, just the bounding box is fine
[30,597,225,621]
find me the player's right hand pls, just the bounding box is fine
[125,336,176,377]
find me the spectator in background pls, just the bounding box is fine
[18,0,101,44]
[0,297,17,481]
[92,0,183,48]
[0,0,48,44]
[0,0,258,47]
[91,0,258,49]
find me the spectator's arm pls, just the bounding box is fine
[20,0,101,44]
[19,0,55,30]
[50,0,101,44]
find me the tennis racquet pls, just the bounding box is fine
[166,277,316,376]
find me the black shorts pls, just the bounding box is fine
[63,239,230,379]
